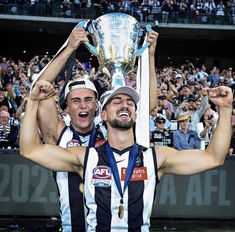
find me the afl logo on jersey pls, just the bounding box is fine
[66,139,80,147]
[92,166,112,187]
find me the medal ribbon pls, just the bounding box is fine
[104,142,138,200]
[70,123,96,147]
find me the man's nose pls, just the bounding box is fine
[121,100,128,108]
[79,100,87,108]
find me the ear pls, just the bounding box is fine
[95,99,99,112]
[100,110,107,122]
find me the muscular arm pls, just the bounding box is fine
[38,97,64,144]
[19,81,85,173]
[35,29,89,141]
[156,86,233,178]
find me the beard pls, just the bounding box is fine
[109,118,134,131]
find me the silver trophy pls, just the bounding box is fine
[76,13,152,88]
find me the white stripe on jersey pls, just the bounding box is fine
[57,128,73,231]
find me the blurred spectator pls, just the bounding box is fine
[4,83,21,111]
[0,88,13,113]
[216,0,226,17]
[227,0,235,25]
[150,115,173,147]
[0,100,19,126]
[178,0,188,23]
[15,97,28,122]
[93,0,102,17]
[175,88,209,131]
[150,105,158,132]
[0,57,9,72]
[194,96,203,110]
[120,0,131,13]
[45,0,53,16]
[159,86,174,114]
[157,95,172,120]
[2,65,15,88]
[161,0,173,23]
[178,84,192,101]
[150,0,161,22]
[197,107,218,149]
[80,0,88,18]
[125,71,136,88]
[209,66,220,87]
[130,0,139,16]
[0,111,19,148]
[203,0,216,23]
[173,114,201,150]
[140,0,150,22]
[61,0,72,17]
[197,65,209,86]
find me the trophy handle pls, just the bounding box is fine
[75,20,98,56]
[136,24,152,57]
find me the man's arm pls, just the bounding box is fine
[156,86,233,178]
[148,30,158,111]
[37,29,89,83]
[19,80,85,173]
[196,89,209,119]
[35,29,89,141]
[38,97,64,144]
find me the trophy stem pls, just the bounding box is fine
[111,71,126,88]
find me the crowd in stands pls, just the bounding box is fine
[0,0,234,24]
[0,55,235,157]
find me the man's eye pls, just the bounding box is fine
[112,99,121,104]
[127,100,135,106]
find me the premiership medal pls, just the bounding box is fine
[79,183,84,193]
[104,142,138,220]
[118,199,124,219]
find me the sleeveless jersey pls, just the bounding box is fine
[83,143,159,232]
[54,125,105,232]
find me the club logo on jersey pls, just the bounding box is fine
[121,167,148,181]
[92,166,112,187]
[66,139,80,147]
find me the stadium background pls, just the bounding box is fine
[0,2,235,231]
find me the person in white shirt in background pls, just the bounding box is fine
[197,107,218,149]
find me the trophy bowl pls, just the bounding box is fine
[77,12,151,88]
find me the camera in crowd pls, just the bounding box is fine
[158,95,166,100]
[207,115,214,120]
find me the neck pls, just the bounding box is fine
[71,123,93,134]
[107,126,135,151]
[181,128,188,133]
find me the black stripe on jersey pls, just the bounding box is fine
[83,147,90,178]
[128,146,145,232]
[68,172,85,232]
[56,126,68,145]
[151,147,159,203]
[95,144,112,231]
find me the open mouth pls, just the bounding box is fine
[79,112,89,119]
[117,112,130,118]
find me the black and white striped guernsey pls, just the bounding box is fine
[83,143,159,232]
[54,125,105,232]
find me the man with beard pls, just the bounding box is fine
[20,80,233,231]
